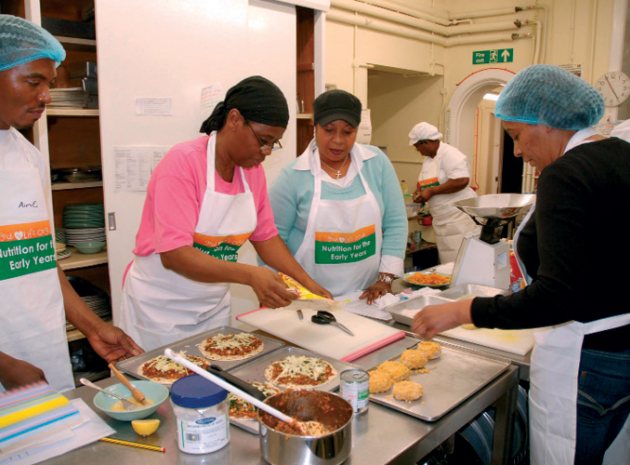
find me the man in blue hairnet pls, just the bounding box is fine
[0,15,142,392]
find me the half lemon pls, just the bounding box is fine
[131,418,160,437]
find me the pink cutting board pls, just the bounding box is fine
[440,326,539,356]
[237,308,405,362]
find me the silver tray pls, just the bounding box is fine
[437,283,509,300]
[386,295,454,326]
[115,326,284,384]
[369,343,510,422]
[225,346,357,434]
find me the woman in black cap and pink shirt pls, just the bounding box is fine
[119,76,329,351]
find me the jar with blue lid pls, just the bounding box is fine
[170,374,229,454]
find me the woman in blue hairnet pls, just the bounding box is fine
[412,65,630,465]
[0,15,142,392]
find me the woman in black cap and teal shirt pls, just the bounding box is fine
[119,76,330,351]
[269,90,407,304]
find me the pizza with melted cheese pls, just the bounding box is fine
[138,353,208,384]
[228,382,281,419]
[197,332,264,361]
[264,355,337,389]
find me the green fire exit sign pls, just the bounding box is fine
[473,48,513,65]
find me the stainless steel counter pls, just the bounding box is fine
[43,337,518,465]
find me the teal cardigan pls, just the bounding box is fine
[268,143,407,276]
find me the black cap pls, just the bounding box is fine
[313,89,361,127]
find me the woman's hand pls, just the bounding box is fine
[86,323,144,363]
[0,353,46,389]
[248,267,297,308]
[300,278,333,300]
[360,280,391,305]
[411,300,473,339]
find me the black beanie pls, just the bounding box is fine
[200,75,289,134]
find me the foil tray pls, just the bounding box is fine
[386,295,454,326]
[225,346,358,434]
[115,326,284,384]
[369,342,510,422]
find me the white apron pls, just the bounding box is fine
[0,145,73,392]
[294,145,382,297]
[419,156,478,263]
[525,128,630,464]
[119,133,256,351]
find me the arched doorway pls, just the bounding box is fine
[445,68,534,195]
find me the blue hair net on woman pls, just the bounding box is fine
[0,14,65,72]
[496,64,604,130]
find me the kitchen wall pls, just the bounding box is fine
[324,0,626,189]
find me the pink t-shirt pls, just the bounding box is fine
[133,135,278,256]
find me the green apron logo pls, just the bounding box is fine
[194,242,239,262]
[0,236,56,281]
[315,232,376,264]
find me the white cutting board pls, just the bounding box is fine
[440,326,539,356]
[237,308,405,362]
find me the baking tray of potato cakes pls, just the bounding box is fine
[368,340,510,421]
[115,326,285,383]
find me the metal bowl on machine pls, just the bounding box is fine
[454,194,535,221]
[454,194,535,244]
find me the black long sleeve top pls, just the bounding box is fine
[471,137,630,351]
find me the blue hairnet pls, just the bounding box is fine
[0,14,65,72]
[495,64,604,130]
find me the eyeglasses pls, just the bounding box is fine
[245,120,283,152]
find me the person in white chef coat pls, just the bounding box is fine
[0,15,142,392]
[409,122,479,263]
[119,76,330,351]
[269,89,408,303]
[411,65,630,465]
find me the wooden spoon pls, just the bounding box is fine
[108,363,147,404]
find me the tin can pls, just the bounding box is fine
[340,368,369,414]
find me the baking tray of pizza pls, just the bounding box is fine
[115,326,285,385]
[367,340,510,422]
[224,346,357,434]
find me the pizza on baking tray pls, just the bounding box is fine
[138,353,208,384]
[264,355,337,389]
[228,382,281,419]
[197,332,264,361]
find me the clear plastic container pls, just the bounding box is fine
[170,374,229,454]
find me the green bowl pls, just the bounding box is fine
[92,380,169,421]
[74,241,106,254]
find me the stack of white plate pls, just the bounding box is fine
[55,241,72,260]
[63,203,106,254]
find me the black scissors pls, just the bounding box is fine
[311,310,354,336]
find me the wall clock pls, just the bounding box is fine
[594,71,630,107]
